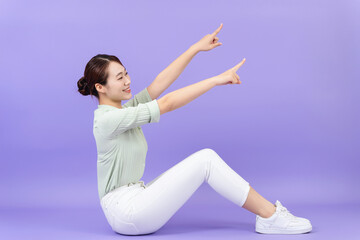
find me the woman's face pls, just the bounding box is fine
[103,61,132,101]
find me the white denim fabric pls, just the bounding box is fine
[100,148,251,235]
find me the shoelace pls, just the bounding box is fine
[278,206,296,219]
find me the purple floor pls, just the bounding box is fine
[2,187,359,239]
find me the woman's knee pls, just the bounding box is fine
[198,148,216,154]
[189,148,220,166]
[184,148,221,169]
[197,148,218,157]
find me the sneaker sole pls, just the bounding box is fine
[256,225,312,234]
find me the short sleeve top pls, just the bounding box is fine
[93,87,160,200]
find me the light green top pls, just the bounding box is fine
[93,87,161,200]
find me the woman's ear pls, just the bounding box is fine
[95,83,105,94]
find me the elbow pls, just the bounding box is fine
[157,96,172,115]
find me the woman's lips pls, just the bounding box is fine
[123,88,131,93]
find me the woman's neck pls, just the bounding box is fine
[99,99,122,109]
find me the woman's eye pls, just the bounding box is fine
[118,72,128,80]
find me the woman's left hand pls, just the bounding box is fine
[192,23,223,52]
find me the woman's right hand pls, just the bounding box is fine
[212,58,246,86]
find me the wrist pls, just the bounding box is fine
[189,44,201,55]
[208,77,219,87]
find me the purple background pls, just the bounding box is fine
[1,0,359,239]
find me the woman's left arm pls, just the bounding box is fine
[147,23,224,100]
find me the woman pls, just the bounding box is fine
[77,23,312,235]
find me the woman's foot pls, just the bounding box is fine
[255,200,312,234]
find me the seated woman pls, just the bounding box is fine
[77,23,312,236]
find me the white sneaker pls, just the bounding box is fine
[255,200,312,234]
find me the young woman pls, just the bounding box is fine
[77,23,312,235]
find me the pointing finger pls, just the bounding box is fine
[211,23,223,37]
[233,58,246,72]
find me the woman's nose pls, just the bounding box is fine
[126,77,131,84]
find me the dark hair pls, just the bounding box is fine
[77,54,124,99]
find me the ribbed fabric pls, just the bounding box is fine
[93,88,160,200]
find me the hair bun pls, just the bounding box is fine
[77,76,90,96]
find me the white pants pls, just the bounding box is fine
[100,148,251,235]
